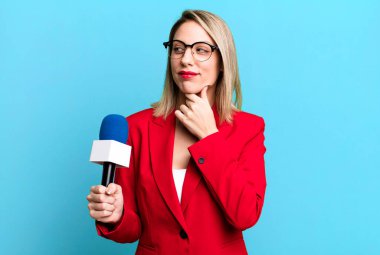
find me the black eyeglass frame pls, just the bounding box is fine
[163,40,219,62]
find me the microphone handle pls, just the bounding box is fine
[102,162,116,187]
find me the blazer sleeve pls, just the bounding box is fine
[188,116,266,231]
[95,134,142,243]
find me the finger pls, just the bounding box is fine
[87,193,116,204]
[113,184,122,196]
[175,110,186,123]
[200,86,209,102]
[106,184,114,195]
[184,93,199,102]
[106,183,123,196]
[90,209,113,219]
[91,185,106,194]
[185,100,194,108]
[96,217,118,224]
[106,183,117,195]
[179,104,191,116]
[88,202,115,212]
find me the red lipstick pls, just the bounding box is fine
[178,70,198,79]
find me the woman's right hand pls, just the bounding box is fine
[86,183,124,224]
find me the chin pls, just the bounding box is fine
[182,87,202,95]
[178,82,201,94]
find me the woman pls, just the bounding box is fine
[87,10,266,255]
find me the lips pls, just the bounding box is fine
[179,71,198,75]
[178,70,198,79]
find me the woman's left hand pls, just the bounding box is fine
[175,86,219,140]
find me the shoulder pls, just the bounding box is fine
[223,110,266,142]
[126,108,154,124]
[125,108,154,133]
[124,108,154,143]
[232,110,265,131]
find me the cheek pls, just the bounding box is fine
[201,63,221,82]
[170,62,180,83]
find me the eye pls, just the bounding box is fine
[173,46,185,54]
[195,46,210,55]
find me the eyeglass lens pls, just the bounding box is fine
[169,41,213,62]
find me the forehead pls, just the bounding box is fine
[173,21,215,45]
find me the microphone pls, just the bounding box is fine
[89,114,131,187]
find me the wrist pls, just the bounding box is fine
[199,128,219,140]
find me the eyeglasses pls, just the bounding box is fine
[163,40,219,62]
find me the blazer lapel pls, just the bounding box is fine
[148,104,231,230]
[180,160,201,213]
[180,105,231,213]
[148,110,188,232]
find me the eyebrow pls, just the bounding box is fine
[172,39,214,45]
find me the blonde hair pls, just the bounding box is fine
[151,10,242,124]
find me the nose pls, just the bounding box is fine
[180,47,194,65]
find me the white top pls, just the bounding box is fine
[172,168,187,203]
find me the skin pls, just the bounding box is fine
[87,20,222,223]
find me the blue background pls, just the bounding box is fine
[1,0,379,254]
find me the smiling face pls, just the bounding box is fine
[170,21,221,97]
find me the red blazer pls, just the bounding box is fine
[96,105,267,255]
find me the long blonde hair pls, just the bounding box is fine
[151,10,242,124]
